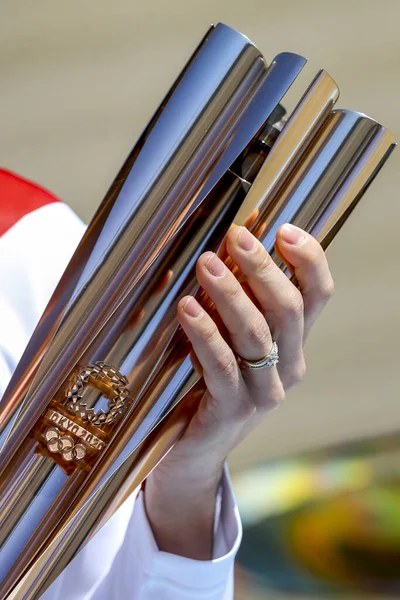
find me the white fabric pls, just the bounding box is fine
[0,204,242,599]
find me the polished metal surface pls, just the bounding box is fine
[0,29,305,452]
[0,19,395,600]
[0,23,261,442]
[0,24,308,598]
[1,2,399,471]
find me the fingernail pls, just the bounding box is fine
[280,224,306,245]
[205,253,226,277]
[182,297,203,318]
[237,226,256,251]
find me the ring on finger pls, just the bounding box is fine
[237,341,279,370]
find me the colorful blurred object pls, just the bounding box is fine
[232,434,400,596]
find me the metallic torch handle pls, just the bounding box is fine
[0,22,394,600]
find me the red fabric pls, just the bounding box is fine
[0,169,59,236]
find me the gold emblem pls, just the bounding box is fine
[45,409,105,450]
[34,362,129,473]
[66,362,129,425]
[44,427,87,462]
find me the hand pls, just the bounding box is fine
[145,224,334,558]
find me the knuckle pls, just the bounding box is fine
[320,278,335,304]
[284,291,304,322]
[256,250,275,277]
[290,364,306,388]
[214,354,237,379]
[245,321,271,351]
[283,360,306,390]
[268,383,286,406]
[253,381,285,409]
[223,281,242,304]
[201,322,219,345]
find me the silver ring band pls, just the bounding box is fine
[238,341,279,370]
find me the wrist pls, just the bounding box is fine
[146,455,223,516]
[144,458,224,560]
[154,432,226,482]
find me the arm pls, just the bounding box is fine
[0,171,333,599]
[144,223,334,563]
[73,224,332,598]
[0,175,242,600]
[41,465,240,600]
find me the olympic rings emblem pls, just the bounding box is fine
[44,427,87,462]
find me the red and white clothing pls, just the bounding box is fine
[0,169,242,599]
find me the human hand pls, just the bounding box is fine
[145,224,334,558]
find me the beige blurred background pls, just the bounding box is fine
[0,0,399,533]
[0,1,399,597]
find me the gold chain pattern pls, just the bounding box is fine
[66,362,129,426]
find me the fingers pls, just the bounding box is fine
[195,252,273,362]
[177,294,282,413]
[225,226,305,389]
[195,250,284,404]
[177,224,333,417]
[177,296,247,415]
[275,224,334,340]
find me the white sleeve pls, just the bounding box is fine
[46,467,241,600]
[0,202,86,372]
[0,202,242,600]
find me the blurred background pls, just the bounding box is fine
[0,1,399,597]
